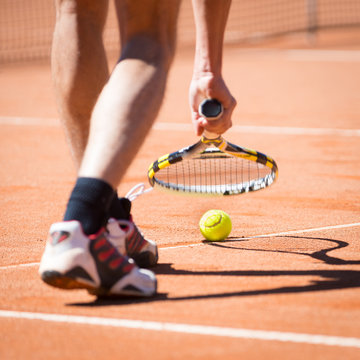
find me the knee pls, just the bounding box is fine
[55,0,81,15]
[120,35,176,71]
[118,0,180,70]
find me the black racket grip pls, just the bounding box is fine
[199,99,223,119]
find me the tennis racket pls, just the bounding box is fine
[147,99,278,196]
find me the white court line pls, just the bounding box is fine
[0,310,359,348]
[1,116,359,137]
[0,222,359,269]
[229,222,360,241]
[0,262,40,270]
[232,125,360,137]
[0,116,59,126]
[154,122,360,137]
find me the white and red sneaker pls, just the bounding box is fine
[39,221,156,297]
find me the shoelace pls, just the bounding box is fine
[107,218,134,242]
[125,183,153,202]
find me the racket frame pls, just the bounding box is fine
[147,136,278,196]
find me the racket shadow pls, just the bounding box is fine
[205,235,360,265]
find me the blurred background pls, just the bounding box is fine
[1,0,360,63]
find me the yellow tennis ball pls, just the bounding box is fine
[199,210,232,241]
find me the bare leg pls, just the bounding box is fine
[40,1,171,297]
[78,0,181,188]
[52,0,110,168]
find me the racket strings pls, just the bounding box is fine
[153,155,272,195]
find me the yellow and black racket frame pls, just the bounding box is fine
[148,136,278,196]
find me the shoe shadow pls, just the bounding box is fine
[67,235,360,307]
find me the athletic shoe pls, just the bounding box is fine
[39,220,157,297]
[107,217,158,268]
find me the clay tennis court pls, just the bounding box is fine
[1,2,360,359]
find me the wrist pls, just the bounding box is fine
[192,56,222,79]
[193,41,223,77]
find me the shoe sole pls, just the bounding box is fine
[88,277,158,297]
[41,270,95,291]
[41,271,157,297]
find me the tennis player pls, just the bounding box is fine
[39,0,236,297]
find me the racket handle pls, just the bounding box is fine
[198,99,223,139]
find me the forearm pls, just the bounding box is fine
[192,0,232,76]
[190,0,235,136]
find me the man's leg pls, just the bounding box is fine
[52,0,113,236]
[78,0,181,188]
[39,0,164,296]
[76,0,181,267]
[52,0,110,167]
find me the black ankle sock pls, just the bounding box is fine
[63,177,115,235]
[108,193,132,220]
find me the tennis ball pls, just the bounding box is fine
[199,210,232,241]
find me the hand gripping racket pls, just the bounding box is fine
[147,99,278,196]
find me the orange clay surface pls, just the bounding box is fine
[1,33,360,359]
